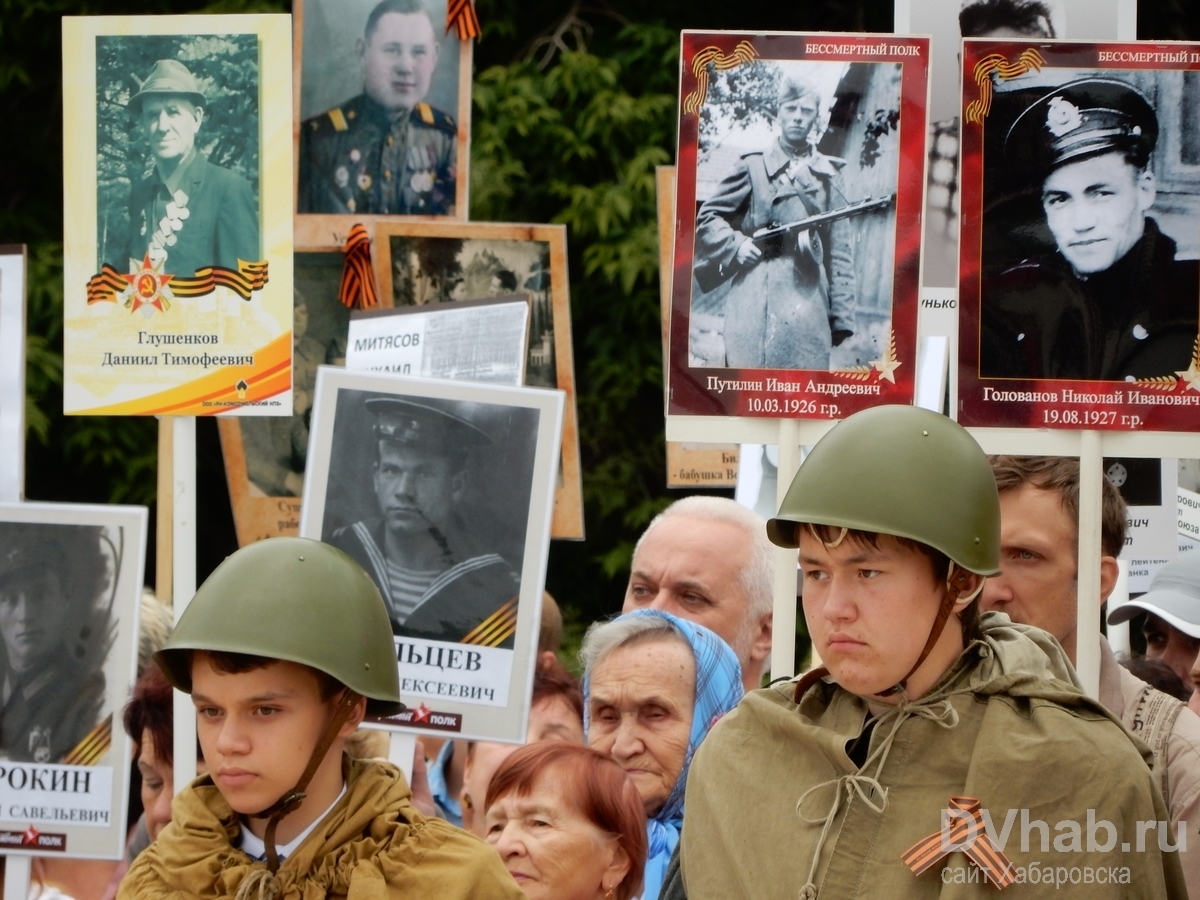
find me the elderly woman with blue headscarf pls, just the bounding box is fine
[581,609,743,900]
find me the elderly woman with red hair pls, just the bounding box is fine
[483,742,647,900]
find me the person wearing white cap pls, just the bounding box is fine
[1109,554,1200,705]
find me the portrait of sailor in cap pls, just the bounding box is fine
[980,77,1200,381]
[0,525,109,763]
[116,58,260,277]
[327,396,521,645]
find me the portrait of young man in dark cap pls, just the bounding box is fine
[0,525,110,763]
[980,77,1200,381]
[298,0,457,216]
[119,59,260,277]
[326,396,520,645]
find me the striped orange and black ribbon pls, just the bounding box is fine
[461,599,518,648]
[964,49,1046,125]
[62,714,113,767]
[902,796,1016,888]
[86,259,270,305]
[338,224,379,310]
[446,0,481,40]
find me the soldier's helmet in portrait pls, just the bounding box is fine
[0,525,109,672]
[127,59,207,159]
[359,0,440,113]
[959,0,1060,38]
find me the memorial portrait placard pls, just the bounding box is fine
[217,241,358,545]
[300,367,563,742]
[958,40,1200,431]
[668,32,929,419]
[0,502,147,859]
[294,0,471,220]
[374,221,584,539]
[62,15,293,416]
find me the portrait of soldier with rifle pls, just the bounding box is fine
[691,62,899,371]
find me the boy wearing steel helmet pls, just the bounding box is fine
[678,406,1185,898]
[118,537,522,900]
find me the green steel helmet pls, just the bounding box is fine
[157,537,403,716]
[766,405,1001,575]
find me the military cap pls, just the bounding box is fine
[1005,78,1157,181]
[0,523,106,595]
[128,59,206,113]
[778,72,821,107]
[366,396,491,450]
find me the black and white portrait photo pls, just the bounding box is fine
[0,503,146,858]
[316,387,539,647]
[297,0,466,217]
[897,0,1128,288]
[690,58,900,371]
[977,67,1200,382]
[95,35,261,277]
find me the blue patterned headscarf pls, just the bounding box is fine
[583,609,744,900]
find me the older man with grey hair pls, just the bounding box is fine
[622,497,773,692]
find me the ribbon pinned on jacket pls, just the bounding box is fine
[901,796,1016,889]
[446,0,480,40]
[338,224,379,310]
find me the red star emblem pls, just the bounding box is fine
[413,703,432,723]
[21,825,39,845]
[121,254,174,314]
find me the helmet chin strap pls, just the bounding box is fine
[874,563,982,700]
[247,688,363,873]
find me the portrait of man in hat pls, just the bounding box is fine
[325,395,521,645]
[980,76,1200,381]
[298,0,458,216]
[110,56,260,278]
[0,524,110,763]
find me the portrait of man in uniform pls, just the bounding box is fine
[95,36,262,278]
[980,76,1200,381]
[324,395,526,646]
[688,59,900,372]
[298,0,460,216]
[0,524,110,764]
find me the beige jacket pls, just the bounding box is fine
[681,616,1186,898]
[1100,637,1200,897]
[118,758,523,900]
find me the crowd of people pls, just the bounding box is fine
[19,405,1200,899]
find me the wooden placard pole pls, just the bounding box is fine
[156,418,173,606]
[173,417,198,794]
[771,420,802,681]
[1075,431,1104,698]
[388,733,417,783]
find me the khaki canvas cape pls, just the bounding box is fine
[118,757,524,900]
[680,614,1188,898]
